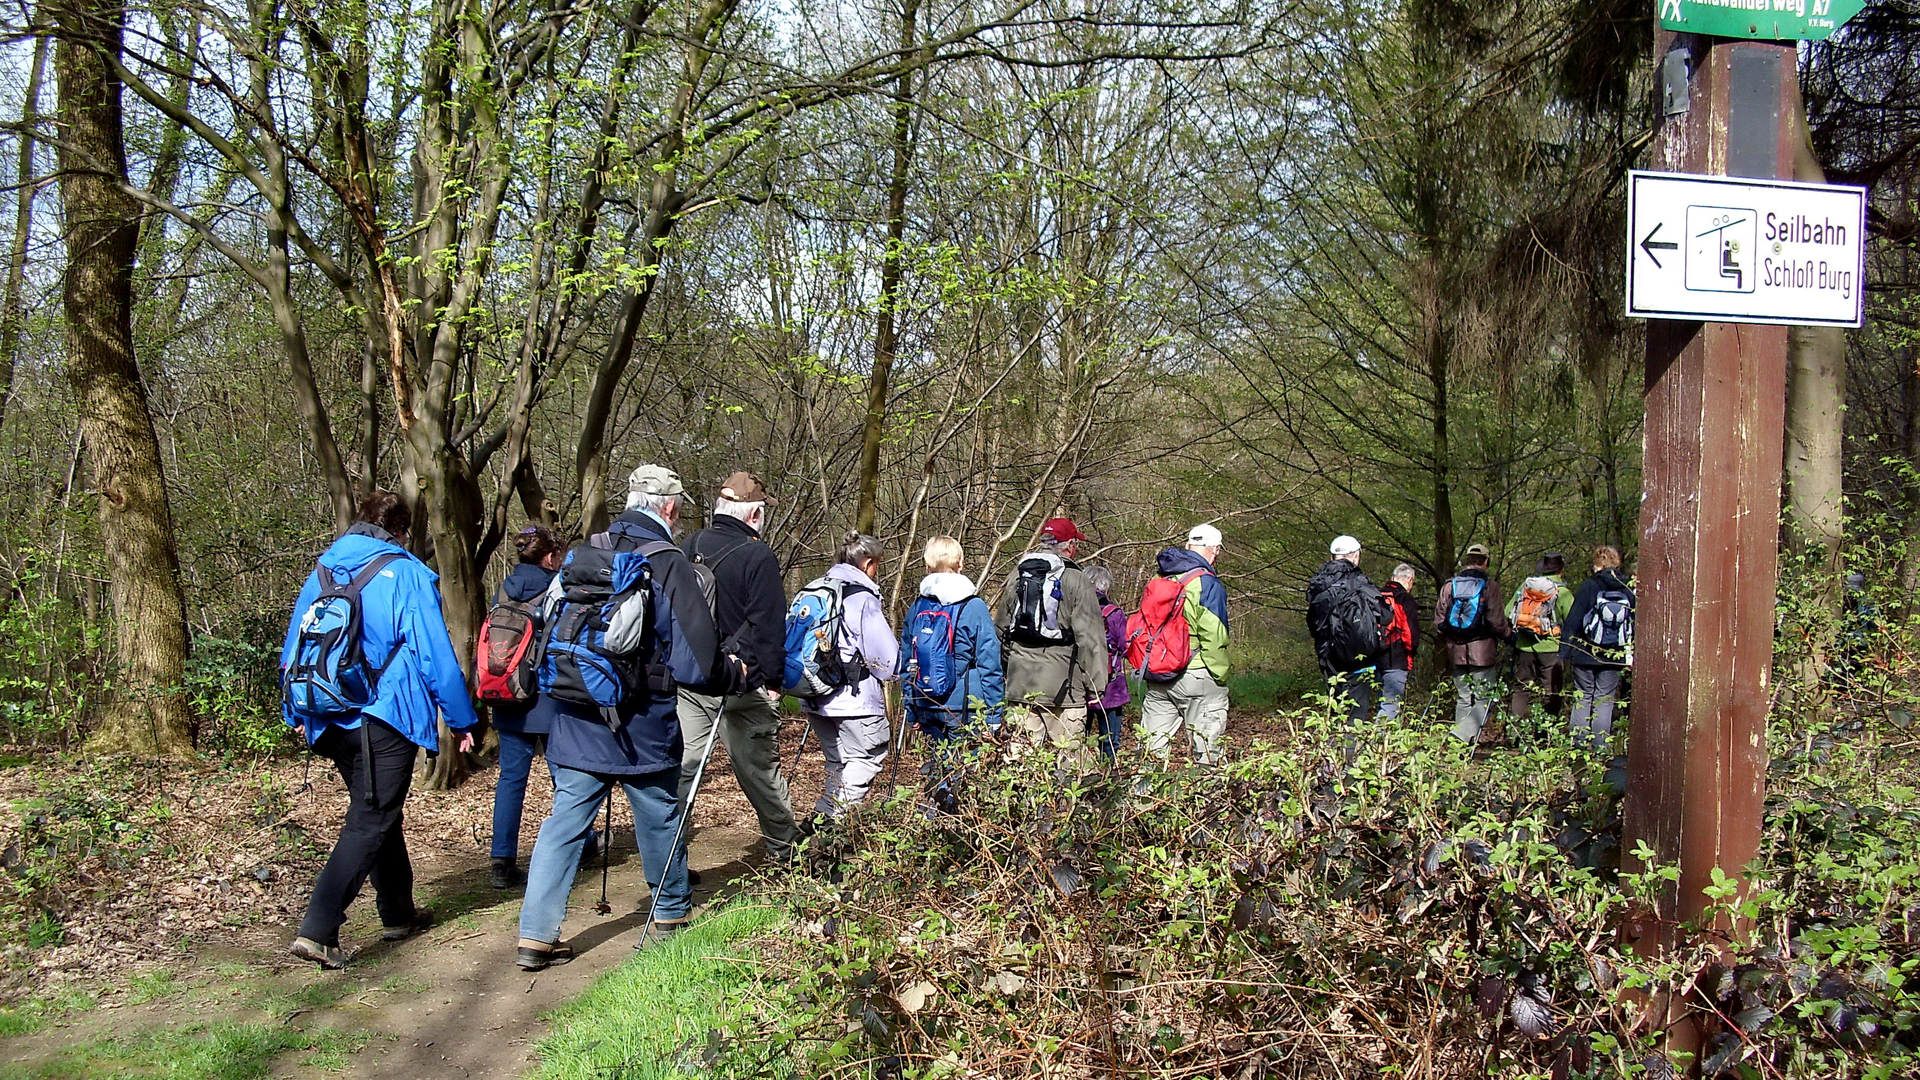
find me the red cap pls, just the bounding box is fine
[1040,517,1084,543]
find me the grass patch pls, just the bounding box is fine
[533,902,785,1080]
[0,990,98,1039]
[126,970,178,1005]
[0,1020,366,1080]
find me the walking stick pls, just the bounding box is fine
[791,710,811,773]
[641,709,725,944]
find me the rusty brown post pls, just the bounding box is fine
[1622,31,1794,987]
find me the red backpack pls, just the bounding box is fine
[1125,569,1209,682]
[1380,589,1412,658]
[475,591,542,704]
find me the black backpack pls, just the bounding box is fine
[1009,554,1072,647]
[1325,577,1385,669]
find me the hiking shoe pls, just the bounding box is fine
[515,939,574,972]
[490,857,524,890]
[634,918,691,948]
[290,937,349,969]
[381,907,434,942]
[580,831,601,864]
[687,868,703,887]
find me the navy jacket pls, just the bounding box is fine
[543,512,723,776]
[1560,569,1635,669]
[489,560,560,735]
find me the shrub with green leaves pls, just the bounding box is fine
[709,681,1915,1079]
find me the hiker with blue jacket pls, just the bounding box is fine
[900,537,1003,813]
[1560,545,1634,751]
[515,464,723,970]
[485,525,574,891]
[1432,543,1510,745]
[901,535,1004,741]
[282,491,481,969]
[802,532,898,822]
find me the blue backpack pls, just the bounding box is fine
[904,601,964,703]
[538,546,654,729]
[282,553,405,740]
[1443,575,1489,637]
[783,577,874,699]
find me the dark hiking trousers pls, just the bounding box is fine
[298,717,419,947]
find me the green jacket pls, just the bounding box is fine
[1155,547,1229,682]
[1506,574,1573,653]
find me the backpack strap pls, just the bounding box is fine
[689,532,754,574]
[353,554,408,681]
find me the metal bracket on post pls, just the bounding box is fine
[1661,46,1692,117]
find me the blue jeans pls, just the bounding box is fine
[1378,668,1409,719]
[518,763,689,945]
[491,730,540,859]
[1088,706,1125,759]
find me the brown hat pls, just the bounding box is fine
[717,471,775,505]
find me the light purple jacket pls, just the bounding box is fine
[805,561,898,718]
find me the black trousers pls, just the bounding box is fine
[297,718,419,946]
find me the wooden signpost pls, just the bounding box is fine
[1620,2,1868,1057]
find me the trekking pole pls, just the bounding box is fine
[790,711,811,773]
[641,709,725,944]
[594,795,614,914]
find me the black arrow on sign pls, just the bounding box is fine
[1640,222,1678,268]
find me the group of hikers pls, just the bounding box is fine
[1305,535,1637,752]
[275,466,1235,970]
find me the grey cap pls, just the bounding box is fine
[627,463,684,497]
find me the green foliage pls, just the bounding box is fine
[1,763,174,957]
[0,1020,367,1079]
[702,663,1917,1078]
[533,902,787,1080]
[0,563,108,748]
[183,634,291,757]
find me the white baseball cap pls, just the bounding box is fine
[1188,523,1223,547]
[1329,534,1361,556]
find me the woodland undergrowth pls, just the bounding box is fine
[704,568,1920,1079]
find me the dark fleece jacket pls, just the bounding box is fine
[682,514,788,690]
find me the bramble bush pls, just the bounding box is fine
[701,558,1917,1078]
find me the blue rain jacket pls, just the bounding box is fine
[280,529,482,750]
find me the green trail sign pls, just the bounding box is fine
[1656,0,1868,40]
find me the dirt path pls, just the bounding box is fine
[0,719,858,1080]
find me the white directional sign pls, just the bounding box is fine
[1626,170,1866,327]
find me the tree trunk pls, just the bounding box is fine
[855,0,919,535]
[1781,102,1845,570]
[53,0,194,756]
[0,29,48,431]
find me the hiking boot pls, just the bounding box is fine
[381,907,434,942]
[580,830,601,864]
[634,918,691,948]
[290,937,349,969]
[687,868,703,887]
[515,938,574,971]
[490,857,524,890]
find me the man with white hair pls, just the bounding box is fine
[1306,534,1386,725]
[1136,523,1231,765]
[516,463,721,965]
[675,471,797,865]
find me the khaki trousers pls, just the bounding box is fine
[1007,703,1092,770]
[1141,668,1230,765]
[676,688,798,861]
